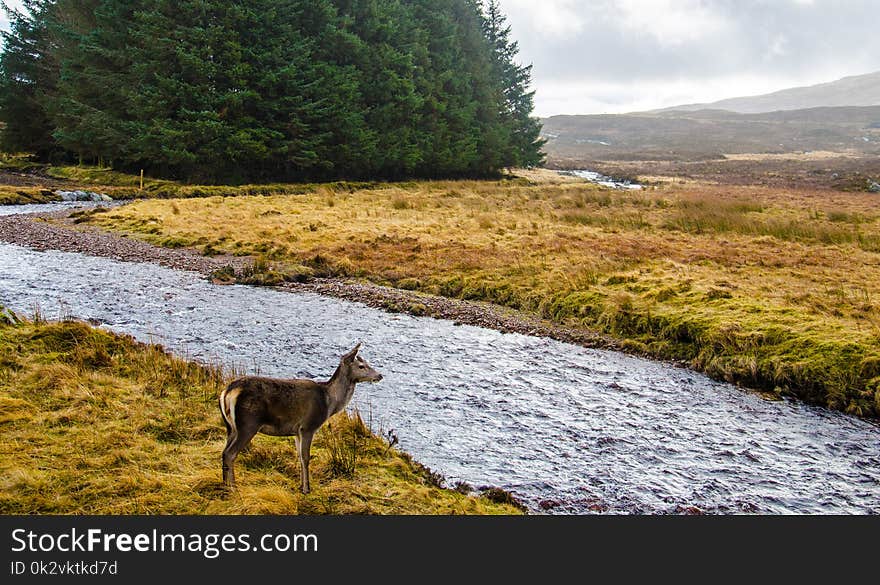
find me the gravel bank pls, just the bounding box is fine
[0,210,251,274]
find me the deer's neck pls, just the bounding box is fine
[326,368,356,416]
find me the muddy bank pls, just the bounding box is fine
[0,210,621,354]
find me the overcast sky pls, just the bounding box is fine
[500,0,880,116]
[0,1,17,38]
[3,0,879,116]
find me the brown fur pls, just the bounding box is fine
[219,344,382,493]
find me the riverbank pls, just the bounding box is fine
[0,311,522,514]
[0,164,385,202]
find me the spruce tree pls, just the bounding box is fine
[481,0,545,167]
[49,0,129,166]
[122,0,347,181]
[409,0,481,176]
[0,0,57,158]
[0,0,544,181]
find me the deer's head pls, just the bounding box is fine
[341,343,383,383]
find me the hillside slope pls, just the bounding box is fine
[541,106,880,162]
[658,71,880,114]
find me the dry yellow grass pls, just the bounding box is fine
[83,176,880,416]
[0,315,520,514]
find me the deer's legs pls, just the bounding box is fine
[222,422,259,488]
[221,428,237,485]
[297,429,315,494]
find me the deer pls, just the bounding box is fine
[218,343,383,493]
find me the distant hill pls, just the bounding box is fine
[657,71,880,114]
[541,106,880,163]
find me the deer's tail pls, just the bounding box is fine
[219,381,244,434]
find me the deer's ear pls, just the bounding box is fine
[342,342,362,362]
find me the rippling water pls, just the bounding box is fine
[561,169,643,190]
[1,242,878,514]
[0,201,115,216]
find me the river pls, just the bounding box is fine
[0,201,114,216]
[561,169,643,190]
[1,226,878,514]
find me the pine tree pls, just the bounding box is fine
[53,0,366,182]
[409,0,482,176]
[480,0,545,168]
[0,0,57,158]
[49,0,130,166]
[0,0,543,181]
